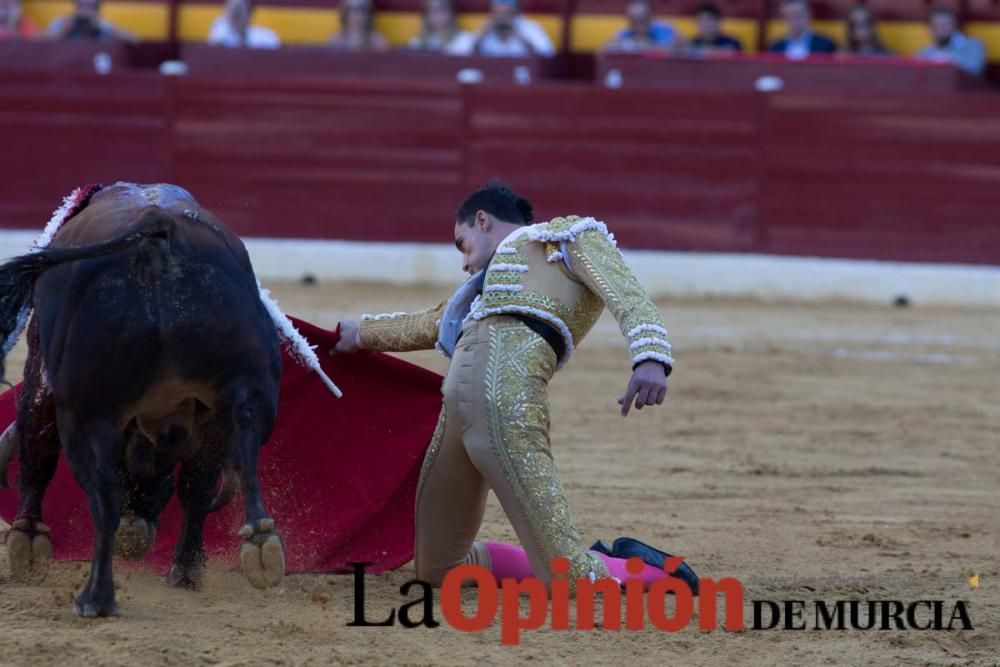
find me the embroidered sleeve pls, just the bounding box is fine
[358,302,445,352]
[565,229,674,370]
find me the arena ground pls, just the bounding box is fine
[1,281,997,666]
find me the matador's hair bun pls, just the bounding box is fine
[456,181,533,227]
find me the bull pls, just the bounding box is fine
[0,183,288,617]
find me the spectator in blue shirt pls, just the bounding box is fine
[604,0,677,52]
[917,6,985,76]
[769,0,836,59]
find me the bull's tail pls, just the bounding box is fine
[0,208,176,381]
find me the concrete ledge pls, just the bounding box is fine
[2,231,998,307]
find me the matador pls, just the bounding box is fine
[336,183,698,593]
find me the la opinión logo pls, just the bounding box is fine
[348,557,742,645]
[345,561,974,646]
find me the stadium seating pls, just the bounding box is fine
[18,0,1000,61]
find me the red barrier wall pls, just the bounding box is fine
[2,68,1000,265]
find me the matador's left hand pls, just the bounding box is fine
[618,361,668,417]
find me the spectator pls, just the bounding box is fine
[209,0,280,48]
[408,0,474,54]
[471,0,555,57]
[769,0,836,59]
[689,2,741,52]
[604,0,677,52]
[46,0,136,42]
[328,0,389,51]
[844,5,889,54]
[917,6,985,75]
[0,0,37,39]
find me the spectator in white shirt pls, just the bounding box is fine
[471,0,555,57]
[408,0,474,54]
[209,0,280,48]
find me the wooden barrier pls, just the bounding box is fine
[2,52,1000,265]
[595,52,989,92]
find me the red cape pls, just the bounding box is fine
[0,317,441,574]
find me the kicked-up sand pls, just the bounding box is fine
[1,282,997,665]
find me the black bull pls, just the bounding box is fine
[0,184,286,617]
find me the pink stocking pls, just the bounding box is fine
[483,541,535,584]
[596,553,669,588]
[482,541,669,589]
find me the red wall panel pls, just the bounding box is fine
[3,67,1000,265]
[758,91,1000,263]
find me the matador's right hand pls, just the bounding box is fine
[330,320,364,355]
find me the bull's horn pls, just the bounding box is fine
[208,467,240,512]
[0,422,18,489]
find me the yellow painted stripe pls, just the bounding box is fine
[878,23,932,56]
[181,8,560,47]
[965,22,1000,60]
[571,15,758,53]
[23,0,168,39]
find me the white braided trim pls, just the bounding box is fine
[360,311,407,321]
[3,187,89,356]
[489,263,529,273]
[33,186,85,251]
[630,337,671,352]
[467,304,575,370]
[496,246,519,255]
[627,323,669,338]
[546,250,563,263]
[525,217,619,250]
[484,284,523,293]
[632,350,675,367]
[258,282,342,398]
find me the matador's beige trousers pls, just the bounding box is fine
[413,315,609,587]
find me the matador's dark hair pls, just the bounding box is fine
[455,182,533,226]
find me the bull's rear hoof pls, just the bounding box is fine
[114,514,157,560]
[7,519,52,583]
[166,563,205,591]
[239,520,284,589]
[74,595,119,618]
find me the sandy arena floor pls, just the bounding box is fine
[1,282,998,666]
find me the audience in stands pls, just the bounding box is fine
[0,0,37,38]
[408,0,474,54]
[46,0,136,42]
[470,0,555,57]
[844,4,889,54]
[917,6,985,75]
[769,0,836,58]
[329,0,390,51]
[209,0,280,48]
[689,3,741,53]
[604,0,677,52]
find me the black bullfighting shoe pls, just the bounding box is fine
[590,536,700,596]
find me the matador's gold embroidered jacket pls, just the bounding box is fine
[358,216,673,371]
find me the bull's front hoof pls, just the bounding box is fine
[6,518,53,583]
[73,592,119,618]
[166,562,205,591]
[238,518,284,589]
[114,514,157,560]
